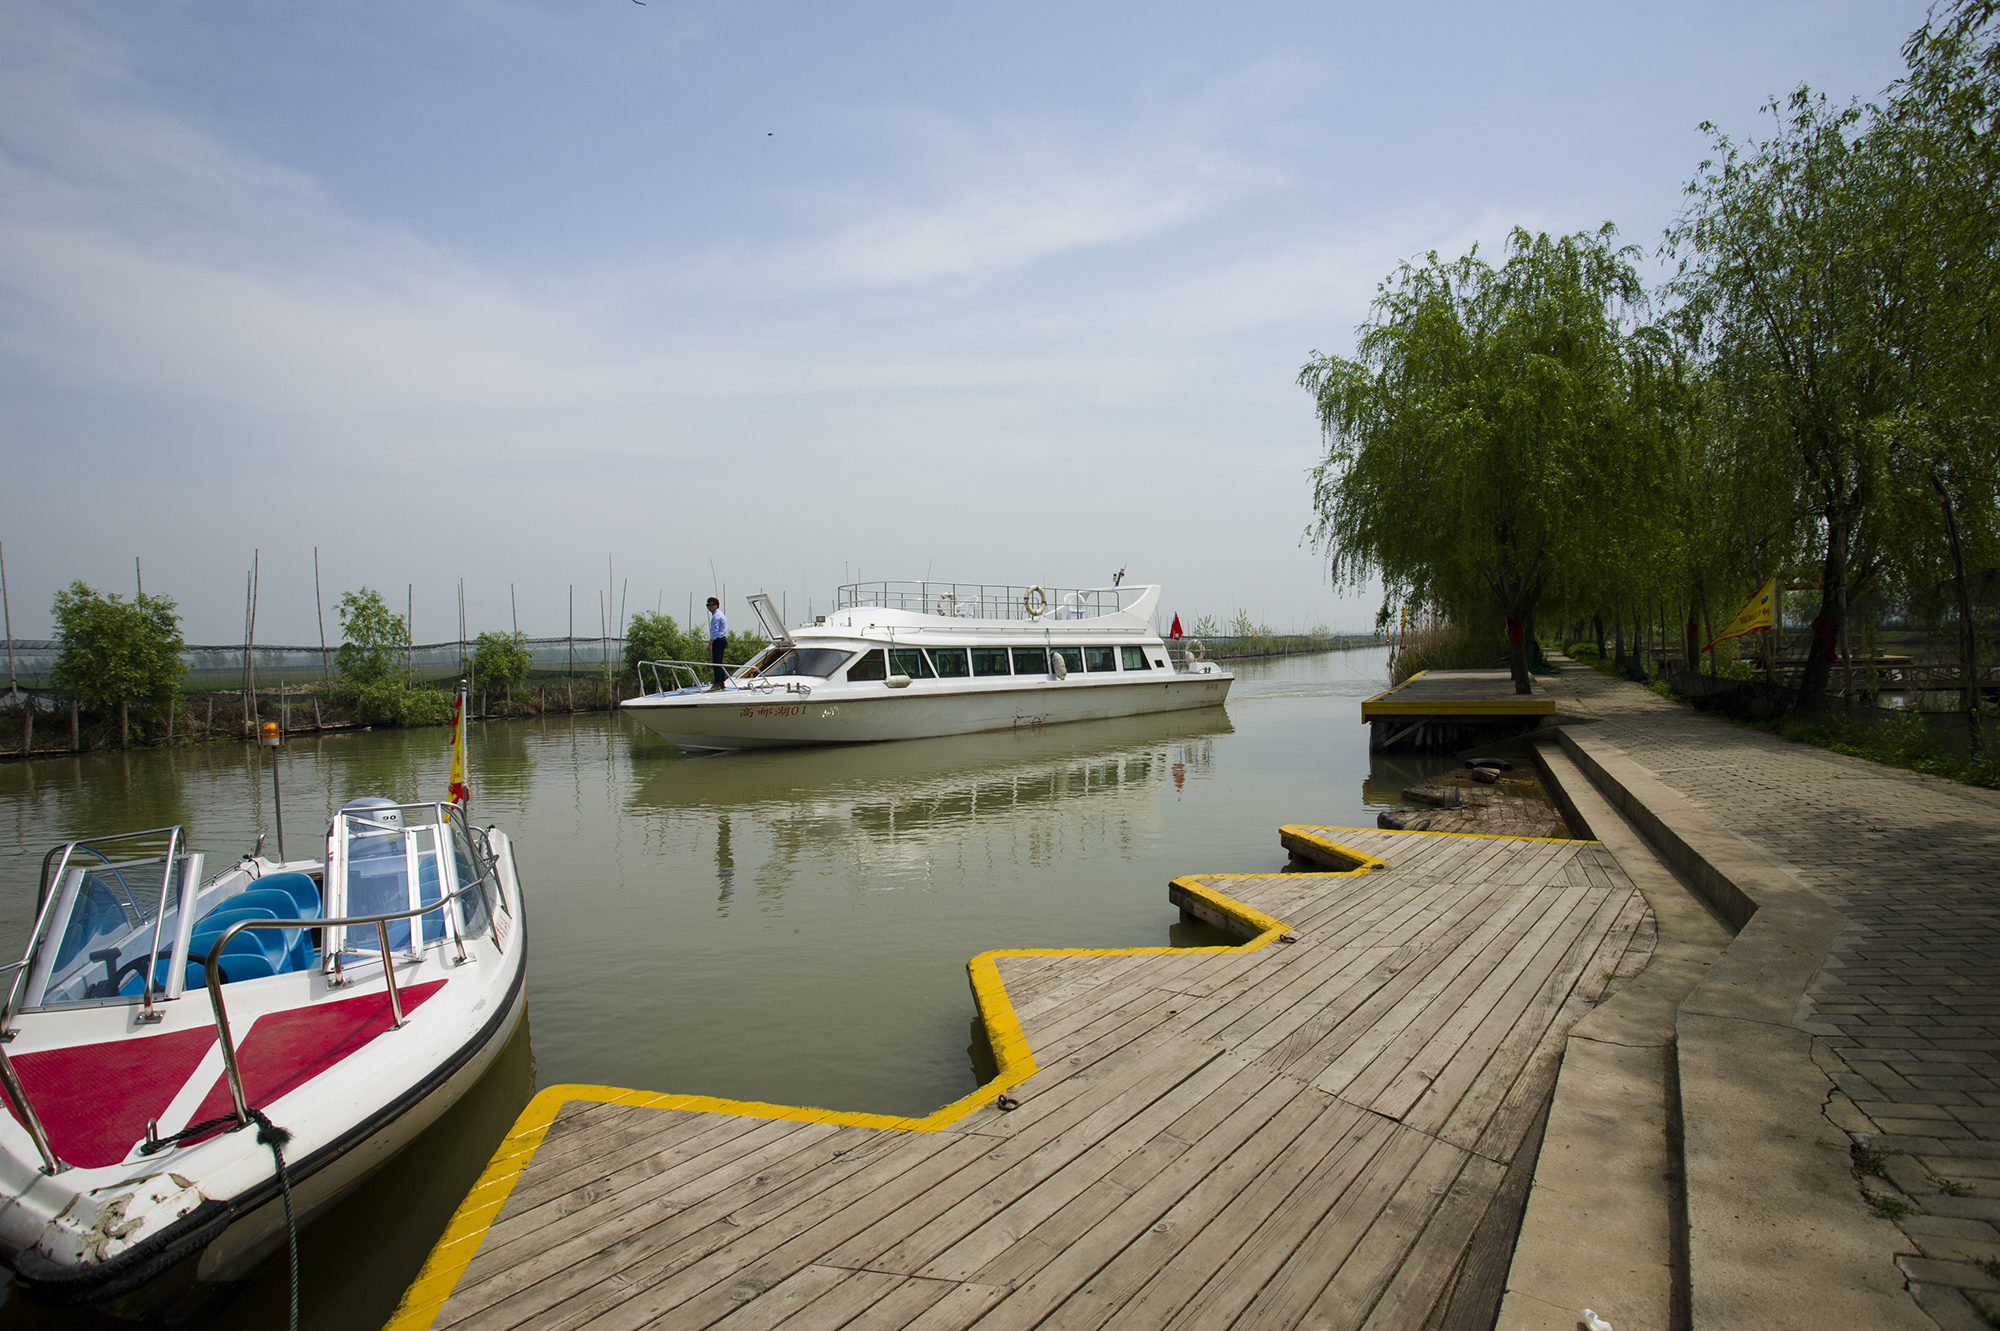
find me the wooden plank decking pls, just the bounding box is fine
[1359,671,1555,721]
[390,828,1653,1331]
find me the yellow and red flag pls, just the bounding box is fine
[1704,576,1777,651]
[446,684,469,809]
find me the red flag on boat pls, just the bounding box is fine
[1169,614,1183,639]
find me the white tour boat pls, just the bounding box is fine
[0,707,526,1319]
[622,580,1231,751]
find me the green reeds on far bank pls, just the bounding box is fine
[1390,620,1506,684]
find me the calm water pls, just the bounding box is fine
[0,648,1450,1329]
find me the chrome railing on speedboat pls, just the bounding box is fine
[834,581,1145,621]
[635,657,822,697]
[635,658,756,694]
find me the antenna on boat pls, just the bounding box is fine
[260,722,285,861]
[1113,567,1125,587]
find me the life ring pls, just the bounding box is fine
[937,593,958,617]
[1186,638,1205,661]
[1023,586,1047,617]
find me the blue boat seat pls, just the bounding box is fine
[232,888,319,970]
[248,872,321,920]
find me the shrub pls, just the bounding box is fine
[471,631,533,700]
[50,583,187,735]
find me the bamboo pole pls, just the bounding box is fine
[314,547,330,687]
[1,539,17,706]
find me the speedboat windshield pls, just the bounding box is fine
[758,648,852,679]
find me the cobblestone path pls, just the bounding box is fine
[1548,662,2000,1326]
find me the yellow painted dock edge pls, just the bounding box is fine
[384,877,1299,1331]
[1282,824,1591,857]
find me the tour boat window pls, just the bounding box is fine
[1084,646,1118,672]
[971,647,1011,677]
[762,648,852,679]
[889,648,935,679]
[931,648,970,678]
[1012,647,1050,674]
[1121,646,1151,670]
[847,649,888,681]
[1052,647,1083,674]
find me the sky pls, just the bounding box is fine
[0,0,1929,645]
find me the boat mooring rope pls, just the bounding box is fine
[142,1110,300,1331]
[247,1108,301,1331]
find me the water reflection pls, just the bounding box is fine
[629,711,1233,900]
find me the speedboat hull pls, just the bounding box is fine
[0,819,530,1319]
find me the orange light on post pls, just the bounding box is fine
[260,721,281,748]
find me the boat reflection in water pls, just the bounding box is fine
[628,707,1236,892]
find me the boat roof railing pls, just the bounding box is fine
[834,582,1149,622]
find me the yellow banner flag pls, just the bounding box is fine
[446,685,469,809]
[1704,576,1776,651]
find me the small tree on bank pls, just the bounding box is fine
[623,611,693,682]
[471,630,533,707]
[49,582,187,747]
[336,587,448,726]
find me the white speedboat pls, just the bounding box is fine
[622,580,1231,751]
[0,793,525,1318]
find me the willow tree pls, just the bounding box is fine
[1876,0,2000,726]
[1670,88,1920,697]
[1302,225,1645,693]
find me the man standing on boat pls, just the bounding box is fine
[707,596,728,690]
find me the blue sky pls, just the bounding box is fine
[0,0,1925,644]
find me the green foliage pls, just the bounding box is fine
[334,588,410,688]
[1758,708,2000,789]
[471,631,533,693]
[349,679,452,727]
[624,611,695,678]
[1302,225,1645,692]
[723,631,768,665]
[1188,614,1221,638]
[49,583,187,720]
[332,586,448,726]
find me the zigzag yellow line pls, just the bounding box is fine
[383,844,1388,1331]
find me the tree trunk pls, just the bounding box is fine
[1613,604,1625,670]
[1504,593,1534,694]
[1799,526,1847,699]
[1933,470,1981,751]
[70,700,78,750]
[1700,586,1716,678]
[1593,612,1605,663]
[119,701,128,749]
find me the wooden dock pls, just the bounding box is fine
[1359,671,1555,753]
[390,827,1652,1331]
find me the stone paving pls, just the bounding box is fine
[1547,661,2000,1328]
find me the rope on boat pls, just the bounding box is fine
[138,1109,300,1331]
[248,1108,301,1331]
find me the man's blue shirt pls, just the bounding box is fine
[708,610,728,642]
